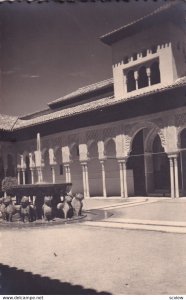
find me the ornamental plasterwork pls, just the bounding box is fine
[16,140,35,154]
[152,117,164,129]
[68,133,79,146]
[86,129,100,143]
[102,126,116,141]
[123,120,165,156]
[175,113,186,134]
[49,136,63,149]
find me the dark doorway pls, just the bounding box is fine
[127,129,146,196]
[152,135,170,191]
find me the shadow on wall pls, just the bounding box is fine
[0,263,111,295]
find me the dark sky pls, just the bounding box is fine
[0,0,163,116]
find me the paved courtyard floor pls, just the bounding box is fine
[110,199,186,222]
[0,224,186,295]
[1,197,186,295]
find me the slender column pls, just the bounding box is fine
[146,67,151,86]
[169,156,175,199]
[100,160,107,197]
[64,164,70,183]
[123,75,128,94]
[37,167,43,183]
[51,165,56,184]
[81,163,87,198]
[30,168,34,184]
[119,161,124,198]
[84,163,90,198]
[123,160,128,198]
[174,156,179,199]
[67,165,71,183]
[17,169,21,185]
[134,70,139,90]
[22,168,26,185]
[118,159,128,199]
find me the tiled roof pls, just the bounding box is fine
[48,78,113,107]
[100,1,182,45]
[0,114,18,131]
[11,76,186,130]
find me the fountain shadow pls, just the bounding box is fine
[0,263,111,295]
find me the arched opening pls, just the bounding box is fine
[127,129,146,196]
[104,139,120,196]
[138,66,148,89]
[43,150,52,183]
[54,148,65,184]
[127,70,136,92]
[150,61,160,85]
[7,154,15,177]
[70,144,83,194]
[88,141,102,196]
[25,155,31,184]
[152,135,170,193]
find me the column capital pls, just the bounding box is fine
[80,160,88,166]
[167,152,179,159]
[117,157,128,164]
[63,162,71,167]
[50,163,57,167]
[99,159,107,164]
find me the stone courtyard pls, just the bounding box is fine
[0,198,186,295]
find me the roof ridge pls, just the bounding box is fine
[48,77,114,107]
[100,0,182,44]
[77,78,113,91]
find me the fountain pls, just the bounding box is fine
[7,133,71,201]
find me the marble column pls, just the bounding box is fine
[173,155,179,199]
[81,163,87,198]
[134,70,139,90]
[81,162,89,198]
[146,67,151,86]
[22,168,26,185]
[100,160,107,197]
[17,168,21,185]
[118,159,128,199]
[51,165,56,184]
[30,168,34,184]
[123,160,128,198]
[37,167,43,183]
[119,161,124,198]
[84,163,90,198]
[64,164,71,183]
[169,156,175,199]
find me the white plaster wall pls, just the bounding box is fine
[111,22,181,100]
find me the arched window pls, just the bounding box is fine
[138,66,148,89]
[150,61,160,85]
[127,70,136,92]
